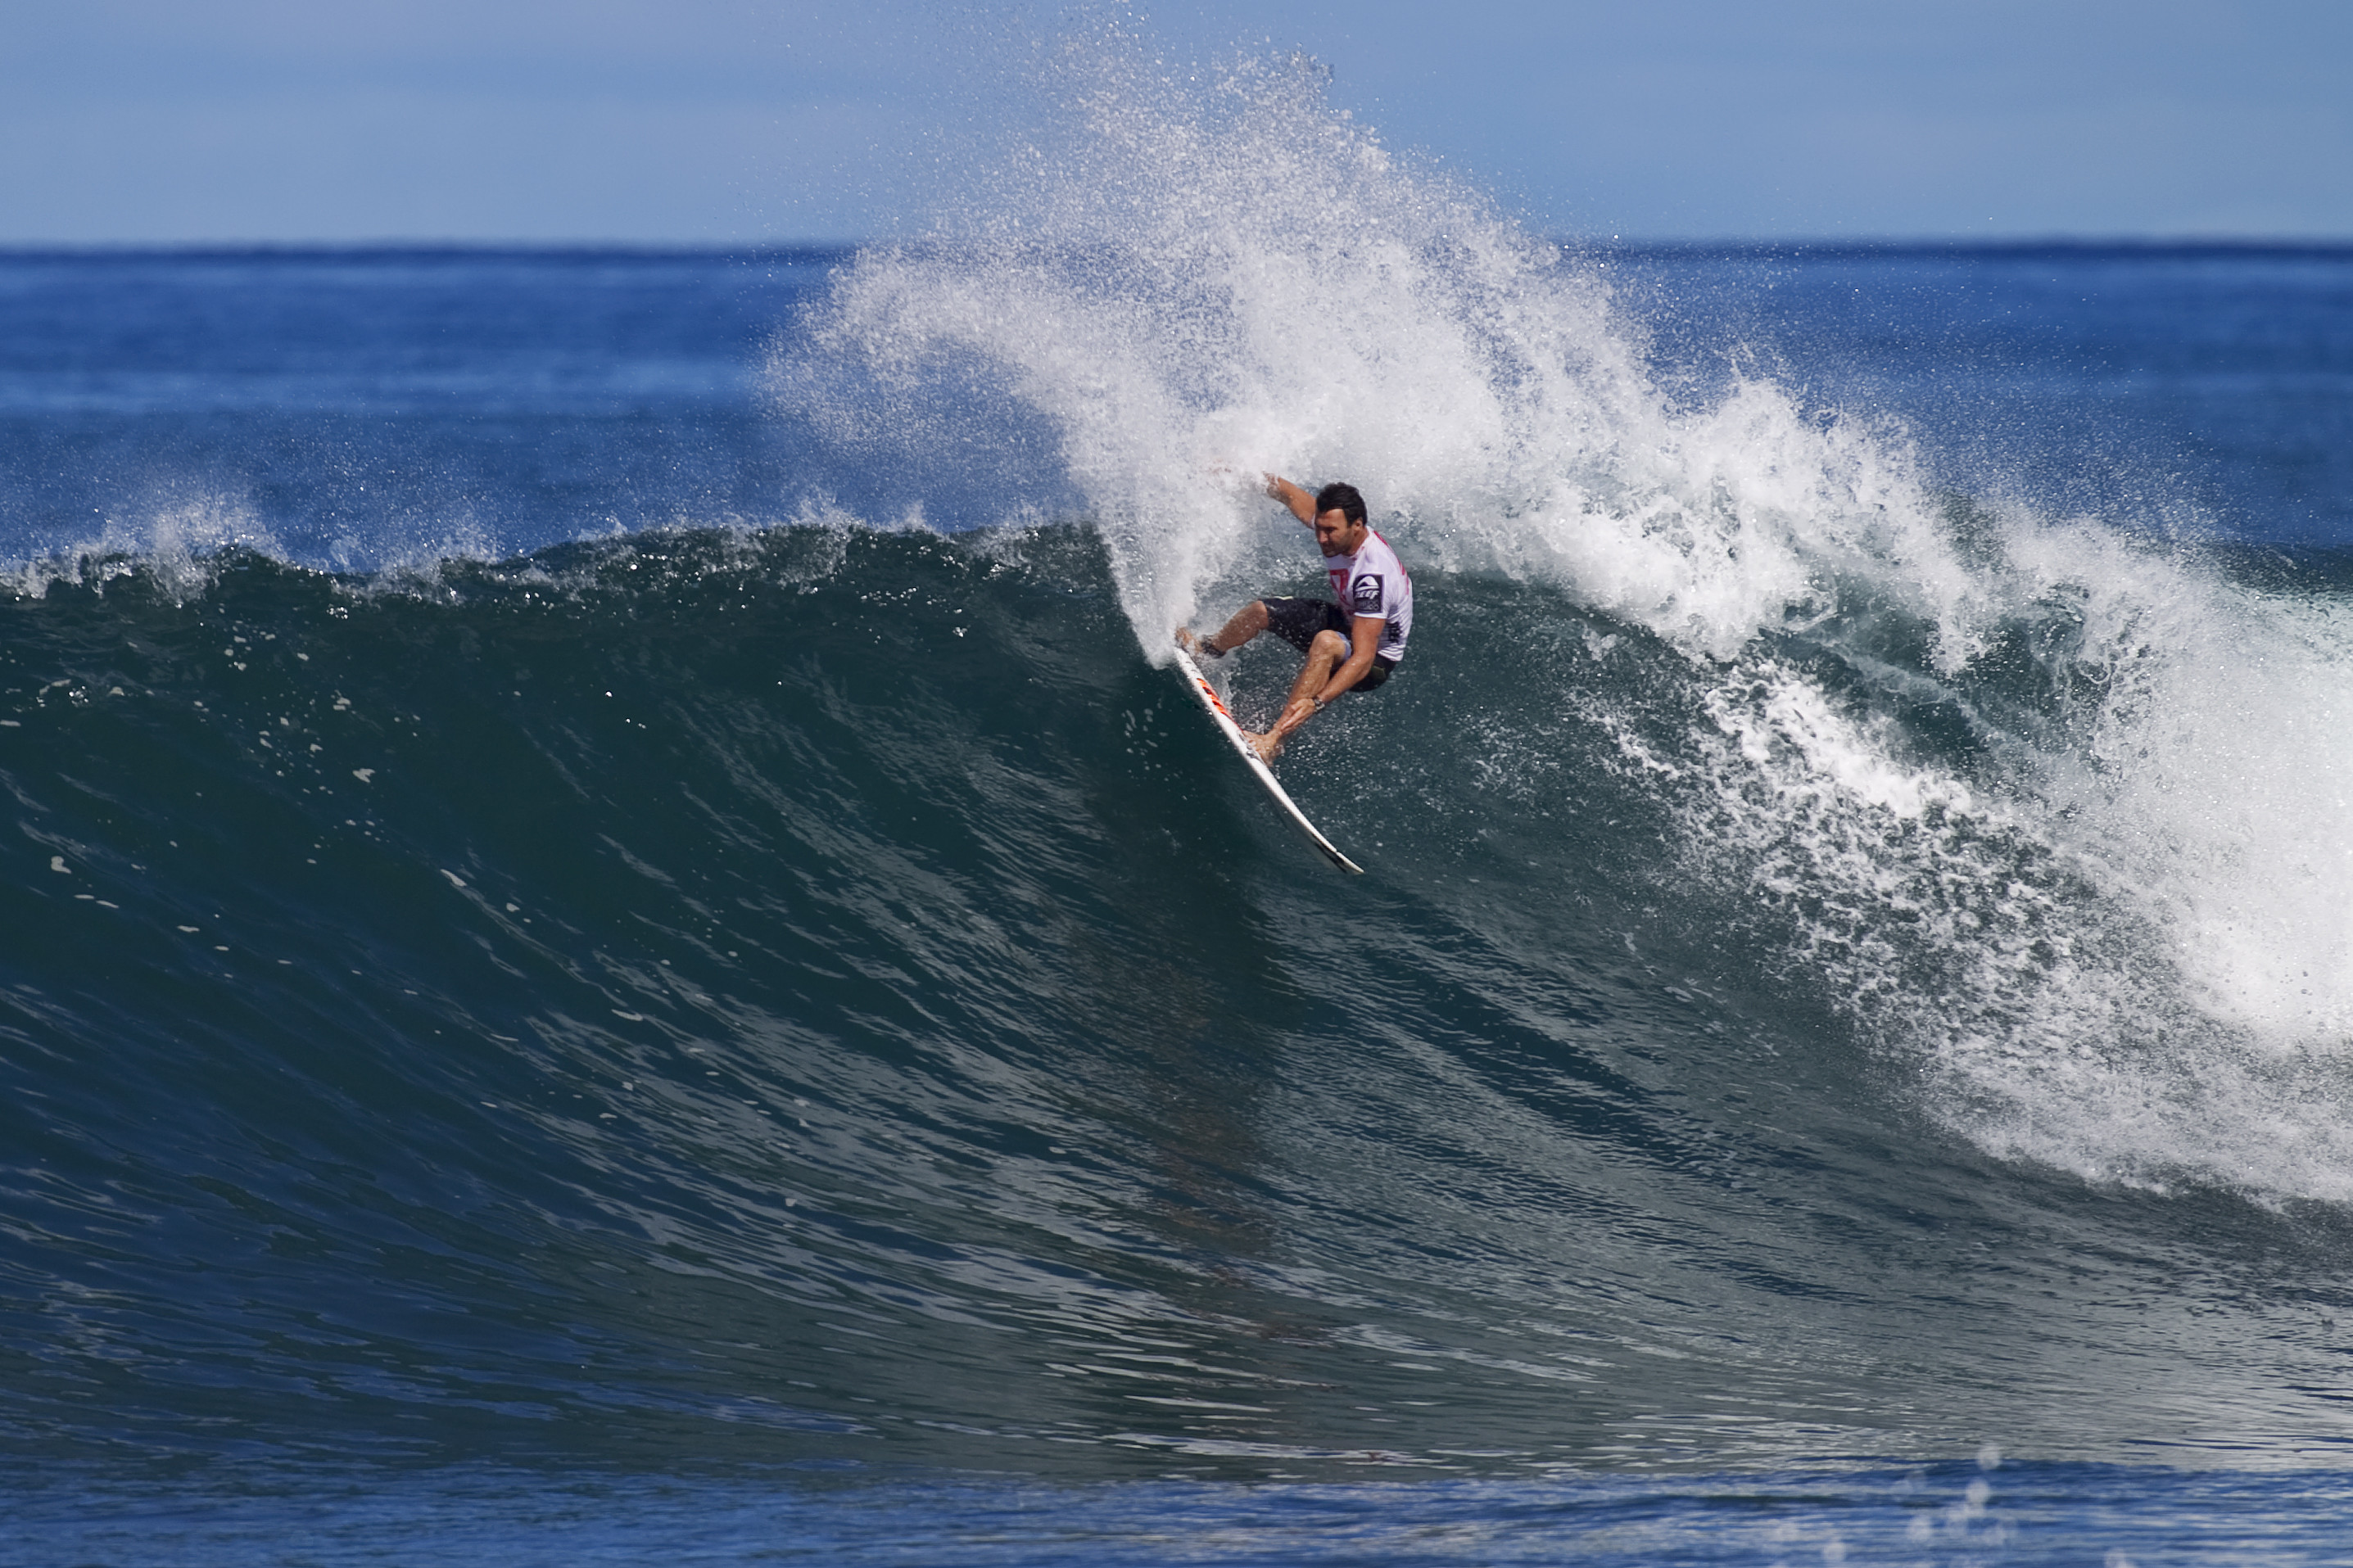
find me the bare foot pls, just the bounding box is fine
[1175,626,1219,658]
[1242,729,1282,764]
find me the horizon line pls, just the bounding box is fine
[2,236,2351,261]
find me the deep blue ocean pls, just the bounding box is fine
[8,62,2353,1566]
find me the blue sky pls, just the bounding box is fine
[3,1,2347,243]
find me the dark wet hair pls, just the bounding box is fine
[1314,481,1367,526]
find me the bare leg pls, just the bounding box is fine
[1177,599,1269,657]
[1243,628,1351,762]
[1283,628,1351,707]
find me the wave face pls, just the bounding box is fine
[9,522,2353,1479]
[7,38,2353,1500]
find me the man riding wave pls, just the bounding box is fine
[1177,475,1413,763]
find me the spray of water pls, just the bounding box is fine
[1,498,286,604]
[784,26,2353,1201]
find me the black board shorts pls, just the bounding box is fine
[1261,597,1396,694]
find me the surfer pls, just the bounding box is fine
[1177,475,1413,763]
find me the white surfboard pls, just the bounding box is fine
[1170,641,1365,875]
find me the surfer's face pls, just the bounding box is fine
[1313,508,1367,557]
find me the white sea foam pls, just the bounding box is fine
[1676,531,2353,1200]
[0,499,286,603]
[791,35,1986,671]
[0,490,529,602]
[787,28,2353,1202]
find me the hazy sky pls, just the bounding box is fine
[4,0,2347,244]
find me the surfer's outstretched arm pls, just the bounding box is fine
[1265,473,1320,527]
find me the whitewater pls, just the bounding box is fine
[6,34,2353,1566]
[794,46,2353,1204]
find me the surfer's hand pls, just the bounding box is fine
[1243,729,1282,764]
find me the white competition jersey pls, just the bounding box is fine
[1326,528,1414,663]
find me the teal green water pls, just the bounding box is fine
[12,523,2353,1494]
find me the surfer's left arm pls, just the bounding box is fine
[1263,614,1383,748]
[1264,473,1319,526]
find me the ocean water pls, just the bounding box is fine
[7,54,2353,1566]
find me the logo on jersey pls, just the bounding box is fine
[1351,574,1385,614]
